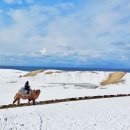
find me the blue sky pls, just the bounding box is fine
[0,0,130,68]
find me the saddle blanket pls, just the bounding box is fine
[18,87,30,96]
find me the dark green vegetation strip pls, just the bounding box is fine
[1,94,130,109]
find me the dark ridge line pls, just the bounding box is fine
[1,94,130,109]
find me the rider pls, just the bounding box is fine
[24,81,31,94]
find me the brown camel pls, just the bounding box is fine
[13,89,41,105]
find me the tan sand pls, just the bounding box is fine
[100,72,126,85]
[23,70,62,77]
[44,71,62,74]
[23,69,44,77]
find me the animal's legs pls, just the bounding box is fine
[28,99,31,103]
[17,99,20,105]
[13,99,17,104]
[33,100,35,105]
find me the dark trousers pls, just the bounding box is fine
[25,88,30,94]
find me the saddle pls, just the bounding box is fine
[18,87,31,96]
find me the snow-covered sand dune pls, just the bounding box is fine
[0,69,130,130]
[0,69,130,105]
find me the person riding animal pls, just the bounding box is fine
[24,81,31,94]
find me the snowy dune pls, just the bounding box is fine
[0,69,130,105]
[0,69,130,130]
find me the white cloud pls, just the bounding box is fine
[3,0,34,4]
[0,0,130,66]
[3,0,14,4]
[3,0,23,4]
[40,48,47,55]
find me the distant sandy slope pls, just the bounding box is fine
[23,69,44,77]
[24,70,127,86]
[23,69,62,77]
[101,72,126,85]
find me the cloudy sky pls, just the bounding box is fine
[0,0,130,68]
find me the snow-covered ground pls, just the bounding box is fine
[1,97,130,130]
[0,69,130,105]
[0,69,130,130]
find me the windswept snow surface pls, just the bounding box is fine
[0,69,130,130]
[0,97,130,130]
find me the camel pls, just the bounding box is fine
[13,89,41,105]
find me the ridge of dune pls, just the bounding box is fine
[22,69,127,86]
[23,69,44,77]
[23,69,63,77]
[44,70,62,74]
[100,72,126,85]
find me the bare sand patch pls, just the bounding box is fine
[23,69,44,77]
[44,71,62,74]
[100,72,126,85]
